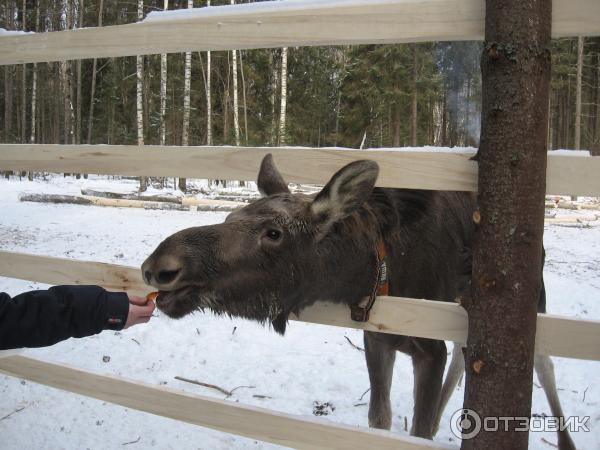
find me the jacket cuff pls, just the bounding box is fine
[104,292,130,331]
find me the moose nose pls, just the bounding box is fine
[141,257,182,289]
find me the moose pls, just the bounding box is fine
[142,154,575,449]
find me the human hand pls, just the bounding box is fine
[124,295,156,329]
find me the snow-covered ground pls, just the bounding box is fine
[0,175,598,450]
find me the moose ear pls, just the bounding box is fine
[257,153,290,197]
[311,160,379,228]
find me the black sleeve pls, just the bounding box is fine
[0,285,130,350]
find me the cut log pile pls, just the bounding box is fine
[19,192,246,212]
[18,191,600,223]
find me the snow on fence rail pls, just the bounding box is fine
[0,0,599,65]
[1,144,600,196]
[1,251,598,362]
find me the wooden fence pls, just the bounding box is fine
[1,1,599,449]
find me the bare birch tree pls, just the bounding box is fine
[239,50,248,144]
[137,0,147,191]
[278,47,288,146]
[231,1,240,146]
[179,0,194,192]
[87,0,103,144]
[160,0,169,148]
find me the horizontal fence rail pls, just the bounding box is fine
[1,144,600,196]
[1,251,598,361]
[0,355,454,450]
[0,0,599,65]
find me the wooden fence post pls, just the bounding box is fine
[462,1,552,449]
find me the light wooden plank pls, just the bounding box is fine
[0,144,479,192]
[1,251,598,361]
[0,355,453,450]
[0,0,598,65]
[2,144,600,196]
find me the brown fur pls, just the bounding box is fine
[142,154,572,447]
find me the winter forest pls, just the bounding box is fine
[1,0,600,189]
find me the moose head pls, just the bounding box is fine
[141,154,382,334]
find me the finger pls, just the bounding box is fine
[128,295,149,306]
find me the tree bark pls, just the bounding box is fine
[278,47,288,146]
[86,0,103,144]
[461,1,552,450]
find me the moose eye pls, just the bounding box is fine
[265,229,282,241]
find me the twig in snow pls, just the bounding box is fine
[359,387,371,401]
[404,416,408,432]
[540,437,558,448]
[131,338,140,346]
[175,376,233,396]
[253,394,272,400]
[344,336,364,352]
[196,328,200,335]
[0,406,25,421]
[583,386,589,402]
[353,402,367,407]
[228,385,256,397]
[122,437,141,446]
[533,382,542,388]
[232,326,237,335]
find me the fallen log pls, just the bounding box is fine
[81,188,182,204]
[19,194,93,205]
[19,193,243,212]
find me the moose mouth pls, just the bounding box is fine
[154,284,211,319]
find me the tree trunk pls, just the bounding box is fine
[392,102,401,147]
[411,44,418,146]
[269,50,278,145]
[3,2,14,144]
[160,0,169,148]
[205,0,212,146]
[231,1,240,146]
[137,0,147,191]
[21,0,27,145]
[278,47,288,146]
[179,0,194,193]
[239,50,248,145]
[461,1,551,450]
[575,36,584,150]
[28,0,40,180]
[86,0,103,144]
[75,0,84,145]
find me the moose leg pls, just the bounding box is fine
[409,338,447,439]
[433,343,465,436]
[534,354,576,450]
[364,331,396,430]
